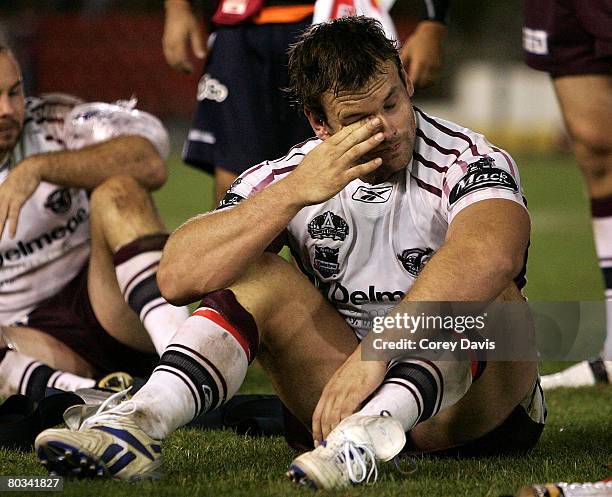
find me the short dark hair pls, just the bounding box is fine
[287,16,402,121]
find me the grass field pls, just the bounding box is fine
[1,151,611,496]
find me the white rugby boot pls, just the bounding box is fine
[287,414,406,490]
[35,389,162,480]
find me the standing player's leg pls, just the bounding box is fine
[541,74,612,388]
[87,175,189,356]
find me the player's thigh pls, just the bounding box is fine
[554,75,612,148]
[2,326,96,377]
[228,253,358,423]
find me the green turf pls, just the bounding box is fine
[2,152,610,495]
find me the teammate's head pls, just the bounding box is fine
[0,43,25,159]
[287,16,416,184]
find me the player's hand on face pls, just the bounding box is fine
[0,157,42,239]
[312,350,387,444]
[163,0,206,73]
[286,117,385,206]
[400,21,447,89]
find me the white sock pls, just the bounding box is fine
[131,301,257,440]
[357,359,472,431]
[591,204,612,358]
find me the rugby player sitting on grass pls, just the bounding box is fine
[0,43,188,401]
[35,17,545,488]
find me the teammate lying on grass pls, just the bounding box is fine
[0,43,188,400]
[35,17,545,488]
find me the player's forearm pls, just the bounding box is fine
[407,200,529,301]
[24,135,167,191]
[158,180,304,305]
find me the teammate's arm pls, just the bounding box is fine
[312,198,529,440]
[163,0,206,73]
[0,135,166,238]
[157,117,385,305]
[400,0,450,88]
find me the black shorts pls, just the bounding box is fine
[21,263,157,378]
[183,19,314,175]
[523,0,612,77]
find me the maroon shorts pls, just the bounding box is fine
[22,263,157,378]
[523,0,612,77]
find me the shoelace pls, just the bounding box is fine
[341,441,379,484]
[81,387,136,430]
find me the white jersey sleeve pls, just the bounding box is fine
[64,98,170,159]
[216,138,319,210]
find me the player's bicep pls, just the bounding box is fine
[446,198,530,267]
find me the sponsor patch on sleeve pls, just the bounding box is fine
[449,157,518,205]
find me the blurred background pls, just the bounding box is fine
[1,0,601,315]
[0,0,567,152]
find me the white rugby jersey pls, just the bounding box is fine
[0,95,91,325]
[0,94,169,325]
[220,107,528,339]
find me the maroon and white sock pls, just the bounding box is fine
[130,289,259,440]
[114,234,189,356]
[358,359,472,431]
[0,348,95,401]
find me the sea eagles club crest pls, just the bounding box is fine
[44,189,72,214]
[398,248,434,277]
[308,211,349,241]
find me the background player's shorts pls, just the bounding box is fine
[21,263,157,378]
[523,0,612,77]
[183,19,314,175]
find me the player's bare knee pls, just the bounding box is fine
[91,175,148,211]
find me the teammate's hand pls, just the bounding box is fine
[400,21,447,89]
[0,156,42,239]
[284,117,385,206]
[312,347,387,444]
[163,0,206,73]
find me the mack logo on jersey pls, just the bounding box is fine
[313,246,339,278]
[398,247,434,277]
[352,185,393,203]
[0,208,88,268]
[217,192,245,210]
[44,188,72,214]
[449,157,518,205]
[308,211,348,241]
[323,282,405,305]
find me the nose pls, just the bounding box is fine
[0,93,14,117]
[377,114,397,141]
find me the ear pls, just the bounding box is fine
[304,109,332,140]
[401,68,414,98]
